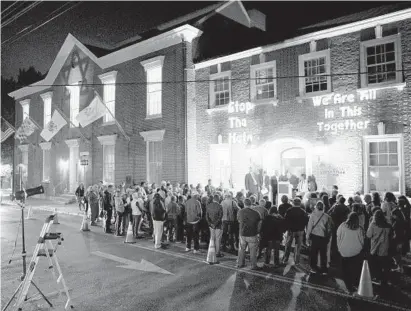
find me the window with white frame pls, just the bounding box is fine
[298,49,331,96]
[98,71,117,123]
[360,34,402,87]
[250,61,277,102]
[210,72,231,107]
[40,92,53,126]
[364,135,404,194]
[20,99,30,120]
[141,56,164,118]
[97,135,117,184]
[66,83,80,127]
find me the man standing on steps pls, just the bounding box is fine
[245,167,258,197]
[185,193,202,254]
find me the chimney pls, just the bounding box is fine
[247,9,266,31]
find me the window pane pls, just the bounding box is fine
[378,154,388,166]
[388,141,397,153]
[370,154,378,166]
[389,154,398,166]
[369,167,399,192]
[378,142,388,153]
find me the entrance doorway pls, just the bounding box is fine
[281,148,306,176]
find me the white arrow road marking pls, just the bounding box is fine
[92,251,174,275]
[285,272,305,311]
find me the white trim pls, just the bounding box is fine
[209,71,232,109]
[65,138,80,148]
[194,8,411,70]
[141,56,165,71]
[40,91,53,127]
[18,144,29,152]
[298,49,331,97]
[250,60,277,103]
[139,129,166,142]
[98,70,118,82]
[359,34,402,88]
[9,25,202,100]
[97,134,117,146]
[20,99,30,119]
[357,82,406,93]
[39,142,52,150]
[363,134,404,195]
[375,25,383,39]
[39,91,53,101]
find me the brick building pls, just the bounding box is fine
[9,1,268,195]
[188,4,411,197]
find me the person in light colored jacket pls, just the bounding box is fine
[337,212,364,293]
[306,201,332,274]
[366,210,391,286]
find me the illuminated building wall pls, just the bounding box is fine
[190,19,411,197]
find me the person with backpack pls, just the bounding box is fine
[151,193,166,249]
[306,201,332,274]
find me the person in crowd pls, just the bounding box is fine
[306,201,332,274]
[174,183,182,195]
[282,198,308,265]
[221,193,238,253]
[130,192,143,238]
[278,195,292,218]
[88,184,100,226]
[103,185,114,234]
[205,179,215,196]
[308,175,318,192]
[328,196,350,265]
[75,182,86,211]
[352,203,366,232]
[185,193,202,253]
[250,195,258,207]
[382,192,396,225]
[329,190,338,209]
[391,199,407,272]
[322,194,331,213]
[166,196,180,242]
[200,196,210,244]
[305,192,318,214]
[177,195,186,243]
[347,197,354,210]
[236,192,245,209]
[263,170,270,197]
[337,212,364,293]
[206,194,224,262]
[164,191,172,209]
[237,198,262,270]
[263,195,272,210]
[261,206,285,267]
[270,171,279,205]
[367,209,392,287]
[297,174,308,195]
[398,196,411,255]
[114,189,126,237]
[152,193,166,249]
[98,181,105,220]
[372,192,382,209]
[364,194,373,217]
[255,199,269,259]
[245,167,258,196]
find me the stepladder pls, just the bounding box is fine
[3,214,73,311]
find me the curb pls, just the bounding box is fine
[5,202,84,217]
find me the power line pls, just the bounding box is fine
[1,1,43,28]
[2,2,81,45]
[18,69,410,88]
[1,0,24,20]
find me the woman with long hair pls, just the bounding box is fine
[372,192,382,209]
[152,193,166,249]
[322,194,330,213]
[337,212,364,293]
[367,210,392,286]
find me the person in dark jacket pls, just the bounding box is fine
[270,172,278,205]
[278,195,292,218]
[177,195,186,243]
[261,206,285,267]
[206,194,224,260]
[329,190,338,209]
[328,196,350,265]
[152,193,166,249]
[75,183,86,211]
[103,185,114,233]
[282,198,309,265]
[391,202,407,272]
[166,196,180,242]
[398,196,411,255]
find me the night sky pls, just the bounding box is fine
[1,1,400,80]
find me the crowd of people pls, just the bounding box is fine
[74,178,411,294]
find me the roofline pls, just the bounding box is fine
[9,24,202,100]
[194,8,411,70]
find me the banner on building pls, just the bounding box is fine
[40,110,67,142]
[1,117,15,143]
[15,117,39,141]
[76,94,106,128]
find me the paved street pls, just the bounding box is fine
[1,205,411,311]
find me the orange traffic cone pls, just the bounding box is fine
[356,260,374,298]
[124,222,136,244]
[206,237,218,265]
[80,213,90,232]
[53,207,60,224]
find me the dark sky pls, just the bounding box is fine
[1,1,399,80]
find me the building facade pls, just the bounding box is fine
[189,9,411,197]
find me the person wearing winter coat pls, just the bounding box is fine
[206,194,224,260]
[328,196,350,265]
[366,210,392,286]
[260,206,285,267]
[391,202,407,272]
[306,201,332,274]
[130,192,143,238]
[88,185,100,225]
[103,185,114,233]
[184,193,202,253]
[337,212,364,293]
[166,196,181,242]
[152,193,166,249]
[398,196,411,255]
[114,189,126,237]
[382,192,396,225]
